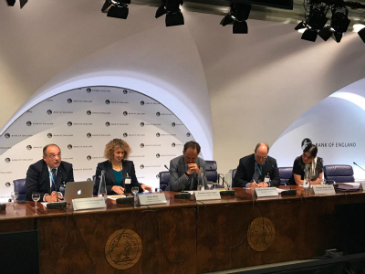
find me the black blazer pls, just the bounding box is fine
[233,154,280,187]
[93,160,142,195]
[25,160,74,201]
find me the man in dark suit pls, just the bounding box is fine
[26,144,74,202]
[233,143,280,188]
[166,141,207,191]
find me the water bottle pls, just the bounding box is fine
[197,167,205,191]
[303,166,310,191]
[98,170,107,201]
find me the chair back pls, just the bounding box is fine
[324,165,355,183]
[159,171,170,191]
[278,167,293,185]
[13,179,26,201]
[205,160,218,183]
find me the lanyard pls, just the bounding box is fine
[255,162,264,176]
[49,170,56,185]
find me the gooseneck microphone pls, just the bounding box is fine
[217,172,235,196]
[164,165,190,199]
[354,162,365,172]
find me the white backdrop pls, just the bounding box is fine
[270,78,365,180]
[0,86,196,200]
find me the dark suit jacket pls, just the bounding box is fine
[165,155,207,191]
[93,160,142,195]
[233,154,280,187]
[26,160,74,201]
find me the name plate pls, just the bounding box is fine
[360,182,365,191]
[138,193,167,205]
[195,190,221,201]
[72,197,106,211]
[254,187,279,198]
[311,185,336,195]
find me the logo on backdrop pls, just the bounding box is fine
[186,132,191,137]
[123,89,128,94]
[123,111,128,116]
[26,121,32,126]
[156,112,160,117]
[140,122,144,127]
[47,110,52,115]
[140,101,144,105]
[156,153,160,158]
[5,182,11,187]
[26,145,32,150]
[5,133,10,138]
[105,122,110,127]
[171,122,175,127]
[140,143,144,148]
[123,133,128,137]
[67,144,72,149]
[5,158,10,163]
[105,100,110,104]
[67,121,72,126]
[140,165,144,169]
[156,133,160,137]
[87,133,91,138]
[67,98,72,103]
[87,88,91,93]
[87,156,92,160]
[315,142,356,148]
[87,110,91,115]
[47,133,52,138]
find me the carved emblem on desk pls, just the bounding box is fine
[247,217,275,252]
[105,229,142,270]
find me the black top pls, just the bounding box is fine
[288,156,323,185]
[232,154,280,187]
[25,159,74,201]
[93,160,142,195]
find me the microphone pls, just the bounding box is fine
[354,162,365,172]
[218,173,235,196]
[276,165,297,196]
[164,165,190,199]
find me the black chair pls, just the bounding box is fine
[324,165,355,183]
[205,160,219,184]
[278,167,293,185]
[13,179,26,201]
[159,171,170,191]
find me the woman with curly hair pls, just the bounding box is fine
[93,139,152,195]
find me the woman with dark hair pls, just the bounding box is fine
[93,139,152,195]
[288,144,323,186]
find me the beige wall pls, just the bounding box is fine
[1,1,365,175]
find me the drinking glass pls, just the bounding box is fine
[11,191,19,203]
[32,192,40,209]
[131,187,139,202]
[207,181,213,190]
[212,181,218,189]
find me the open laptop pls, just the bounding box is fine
[63,181,94,204]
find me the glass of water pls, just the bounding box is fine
[32,192,40,209]
[11,191,19,203]
[207,181,213,190]
[131,187,139,202]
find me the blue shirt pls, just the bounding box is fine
[113,170,123,186]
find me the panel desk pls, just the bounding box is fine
[1,186,364,274]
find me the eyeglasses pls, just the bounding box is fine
[255,155,267,160]
[49,154,61,159]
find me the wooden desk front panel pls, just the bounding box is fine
[196,193,365,273]
[37,207,196,274]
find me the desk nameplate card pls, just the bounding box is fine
[195,190,221,201]
[72,197,106,211]
[254,187,279,198]
[311,185,336,195]
[138,193,167,205]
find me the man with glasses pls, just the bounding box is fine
[233,143,280,188]
[26,144,74,202]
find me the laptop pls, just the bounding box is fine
[63,181,95,204]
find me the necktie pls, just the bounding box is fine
[51,168,57,192]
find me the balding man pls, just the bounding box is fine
[26,144,74,202]
[233,143,280,188]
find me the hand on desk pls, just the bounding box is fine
[141,184,152,192]
[45,191,63,203]
[111,186,125,194]
[247,182,269,189]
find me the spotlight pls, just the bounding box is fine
[330,6,350,43]
[221,3,251,34]
[302,29,318,42]
[101,0,130,20]
[155,0,184,27]
[5,0,27,8]
[295,21,306,30]
[318,26,333,41]
[359,27,365,43]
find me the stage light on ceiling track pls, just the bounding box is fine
[101,0,130,20]
[155,0,184,27]
[220,3,251,34]
[5,0,27,8]
[329,6,350,43]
